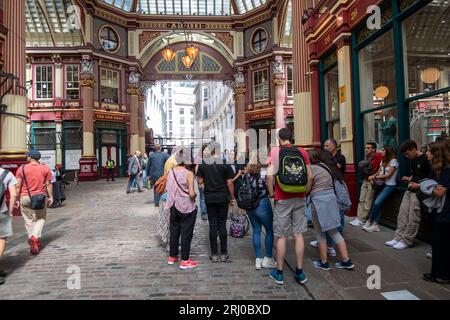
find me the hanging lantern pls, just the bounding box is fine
[162,47,176,63]
[185,45,199,60]
[374,85,390,99]
[182,55,194,69]
[421,67,440,84]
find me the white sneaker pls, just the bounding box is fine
[385,239,398,247]
[262,257,277,269]
[349,219,364,227]
[393,241,409,250]
[255,258,263,270]
[362,221,372,230]
[365,224,380,233]
[310,240,318,248]
[426,253,432,259]
[327,247,337,257]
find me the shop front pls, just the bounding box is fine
[95,121,127,178]
[309,0,450,237]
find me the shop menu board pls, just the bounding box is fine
[39,150,56,169]
[65,150,82,170]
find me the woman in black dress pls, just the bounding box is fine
[423,141,450,283]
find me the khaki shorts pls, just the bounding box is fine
[273,198,307,237]
[0,211,13,238]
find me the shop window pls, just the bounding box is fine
[363,107,399,150]
[65,65,79,100]
[409,91,450,147]
[359,29,397,110]
[32,122,56,150]
[324,65,340,139]
[403,1,450,98]
[252,29,268,54]
[253,69,269,102]
[99,26,119,53]
[101,69,119,103]
[287,65,294,97]
[35,65,53,99]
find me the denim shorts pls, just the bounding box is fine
[0,211,13,238]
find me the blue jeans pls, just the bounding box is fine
[326,209,345,247]
[127,174,142,192]
[369,185,396,223]
[199,186,207,215]
[246,197,274,259]
[305,202,313,223]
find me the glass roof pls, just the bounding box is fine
[100,0,268,15]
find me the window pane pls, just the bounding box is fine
[324,65,339,121]
[409,90,450,147]
[363,107,398,149]
[403,1,450,98]
[327,121,341,141]
[359,29,397,110]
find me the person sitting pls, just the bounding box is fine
[363,145,399,232]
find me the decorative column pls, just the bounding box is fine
[0,0,28,170]
[138,90,146,154]
[78,56,98,181]
[55,60,63,166]
[273,56,286,129]
[232,68,247,153]
[292,0,320,148]
[127,71,140,154]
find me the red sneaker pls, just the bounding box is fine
[168,256,179,265]
[179,260,198,270]
[28,236,39,255]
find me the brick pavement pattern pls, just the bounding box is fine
[0,180,312,300]
[0,179,449,300]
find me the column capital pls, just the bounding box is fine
[273,58,285,77]
[80,58,94,77]
[129,71,141,85]
[273,78,285,87]
[80,78,96,88]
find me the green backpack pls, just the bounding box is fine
[276,146,308,193]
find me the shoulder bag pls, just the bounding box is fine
[22,165,47,210]
[318,163,352,211]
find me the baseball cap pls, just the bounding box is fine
[26,150,41,160]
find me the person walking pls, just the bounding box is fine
[165,151,198,270]
[385,140,430,249]
[243,163,276,270]
[267,128,313,285]
[195,144,208,221]
[308,149,354,271]
[0,168,18,285]
[15,150,53,255]
[142,153,149,189]
[363,145,399,232]
[106,157,116,182]
[423,141,450,283]
[350,142,382,227]
[127,151,143,194]
[197,142,235,263]
[147,145,170,207]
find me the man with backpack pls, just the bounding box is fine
[15,150,53,256]
[349,142,382,227]
[0,167,18,285]
[266,128,313,285]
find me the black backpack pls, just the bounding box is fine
[237,174,260,210]
[276,146,308,193]
[0,170,10,207]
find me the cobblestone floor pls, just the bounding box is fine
[0,179,449,300]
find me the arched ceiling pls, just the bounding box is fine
[26,0,84,47]
[100,0,268,15]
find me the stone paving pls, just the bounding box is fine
[0,179,449,300]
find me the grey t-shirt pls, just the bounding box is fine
[310,164,334,195]
[0,169,17,213]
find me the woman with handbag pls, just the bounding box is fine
[242,163,276,270]
[165,154,198,270]
[308,150,354,271]
[363,145,399,232]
